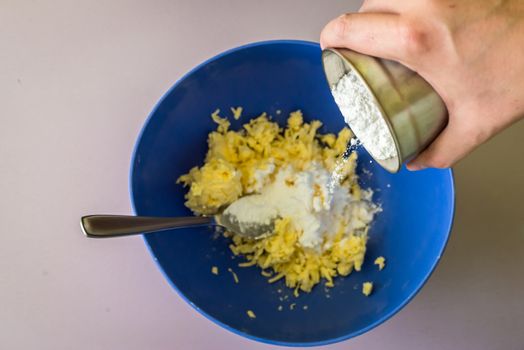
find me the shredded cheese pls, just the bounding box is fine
[179,110,379,295]
[374,256,386,271]
[231,106,243,120]
[362,282,373,296]
[227,268,239,283]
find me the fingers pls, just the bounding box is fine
[359,0,399,13]
[320,12,432,66]
[320,12,403,60]
[406,121,488,170]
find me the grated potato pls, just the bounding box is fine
[178,109,377,295]
[362,282,373,296]
[374,256,386,271]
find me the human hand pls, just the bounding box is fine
[320,0,524,170]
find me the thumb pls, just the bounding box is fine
[320,12,409,62]
[406,122,483,170]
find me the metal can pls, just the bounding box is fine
[322,48,448,173]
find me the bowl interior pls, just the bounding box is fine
[131,41,454,346]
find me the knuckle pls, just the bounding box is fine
[399,20,431,57]
[321,14,352,46]
[333,13,352,39]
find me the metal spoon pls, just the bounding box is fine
[81,208,276,239]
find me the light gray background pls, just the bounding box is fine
[1,0,523,349]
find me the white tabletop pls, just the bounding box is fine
[1,1,523,349]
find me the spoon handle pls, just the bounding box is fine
[81,215,213,238]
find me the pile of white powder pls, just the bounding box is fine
[331,71,397,160]
[224,163,376,250]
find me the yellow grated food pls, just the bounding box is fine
[227,268,239,283]
[374,256,386,271]
[362,282,373,296]
[211,266,219,275]
[178,109,376,295]
[260,270,273,277]
[246,310,256,318]
[230,106,243,120]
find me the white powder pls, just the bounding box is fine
[224,163,377,250]
[331,71,397,160]
[245,160,275,193]
[223,194,278,227]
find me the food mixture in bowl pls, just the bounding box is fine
[177,109,382,296]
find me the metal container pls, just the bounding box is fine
[322,48,448,173]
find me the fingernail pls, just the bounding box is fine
[407,163,426,171]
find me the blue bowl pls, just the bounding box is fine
[130,40,455,346]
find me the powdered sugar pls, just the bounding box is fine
[224,163,377,250]
[331,71,397,160]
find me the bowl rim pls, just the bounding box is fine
[129,39,456,347]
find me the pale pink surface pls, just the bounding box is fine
[1,1,523,349]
